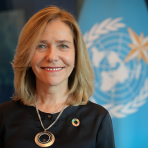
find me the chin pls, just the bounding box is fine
[45,79,68,87]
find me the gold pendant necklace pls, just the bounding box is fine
[35,130,55,147]
[34,95,70,147]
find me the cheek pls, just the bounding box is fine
[31,52,42,67]
[31,52,37,66]
[65,52,75,67]
[30,55,42,76]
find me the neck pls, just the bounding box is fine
[35,81,69,113]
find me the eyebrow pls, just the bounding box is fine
[39,40,72,44]
[57,40,71,44]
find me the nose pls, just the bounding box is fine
[45,45,59,63]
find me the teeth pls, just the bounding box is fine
[44,68,62,70]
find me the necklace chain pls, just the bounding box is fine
[51,102,66,114]
[34,95,70,131]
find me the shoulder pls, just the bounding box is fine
[87,100,108,112]
[0,100,19,108]
[78,100,109,117]
[0,100,23,114]
[86,100,108,113]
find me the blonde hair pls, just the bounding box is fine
[12,6,94,106]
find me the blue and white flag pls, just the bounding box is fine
[78,0,148,148]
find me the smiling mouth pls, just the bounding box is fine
[42,67,64,71]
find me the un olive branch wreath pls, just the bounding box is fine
[84,18,148,118]
[83,17,126,48]
[102,79,148,118]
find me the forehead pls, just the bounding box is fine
[41,19,74,39]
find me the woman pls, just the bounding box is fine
[0,6,115,148]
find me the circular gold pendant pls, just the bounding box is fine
[35,131,55,147]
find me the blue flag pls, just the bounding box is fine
[78,0,148,148]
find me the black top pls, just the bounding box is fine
[0,100,115,148]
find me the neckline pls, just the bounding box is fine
[24,101,79,120]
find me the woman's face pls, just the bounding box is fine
[31,19,75,88]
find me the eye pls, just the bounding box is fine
[36,44,48,52]
[36,45,46,49]
[60,44,69,48]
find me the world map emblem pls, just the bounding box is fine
[84,18,148,118]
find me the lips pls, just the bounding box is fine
[42,67,64,71]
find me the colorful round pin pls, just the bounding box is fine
[72,118,80,127]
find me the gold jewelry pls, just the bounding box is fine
[34,95,70,147]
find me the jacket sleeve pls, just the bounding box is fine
[96,112,115,148]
